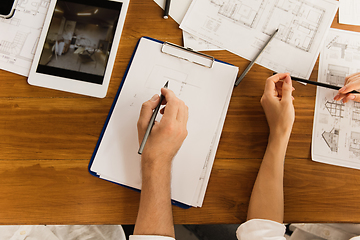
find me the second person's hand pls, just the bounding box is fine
[260,73,295,139]
[334,72,360,103]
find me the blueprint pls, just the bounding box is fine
[180,0,339,79]
[0,0,50,76]
[312,28,360,170]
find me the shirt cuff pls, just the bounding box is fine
[236,219,286,240]
[130,235,175,240]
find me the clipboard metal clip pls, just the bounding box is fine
[161,42,214,68]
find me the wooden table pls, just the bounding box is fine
[0,0,360,225]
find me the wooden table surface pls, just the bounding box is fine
[0,0,360,225]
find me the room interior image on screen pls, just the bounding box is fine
[36,0,121,84]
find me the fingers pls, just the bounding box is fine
[337,93,360,103]
[160,88,179,120]
[281,75,294,102]
[342,94,358,103]
[339,80,360,95]
[138,94,160,128]
[345,72,360,81]
[334,73,360,102]
[160,88,188,125]
[264,73,290,96]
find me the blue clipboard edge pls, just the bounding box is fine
[88,36,236,209]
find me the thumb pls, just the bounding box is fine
[353,94,360,102]
[343,93,360,103]
[281,75,293,102]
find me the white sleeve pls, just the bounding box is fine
[236,219,286,240]
[129,235,175,240]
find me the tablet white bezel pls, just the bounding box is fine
[28,0,129,98]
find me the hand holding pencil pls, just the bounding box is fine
[137,87,188,163]
[334,72,360,103]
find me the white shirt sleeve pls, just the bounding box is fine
[130,235,175,240]
[236,219,286,240]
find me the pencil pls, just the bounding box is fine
[163,0,171,19]
[291,76,360,94]
[235,29,278,86]
[138,81,169,155]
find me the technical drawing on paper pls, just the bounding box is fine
[352,102,360,123]
[146,65,201,97]
[311,29,360,169]
[182,31,222,51]
[262,0,325,52]
[326,36,347,59]
[322,128,339,152]
[326,64,348,86]
[210,0,265,28]
[325,100,345,118]
[0,0,50,76]
[349,131,360,158]
[326,33,360,61]
[16,0,49,16]
[0,32,29,56]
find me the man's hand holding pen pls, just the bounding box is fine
[137,88,188,166]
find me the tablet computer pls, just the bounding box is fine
[28,0,129,98]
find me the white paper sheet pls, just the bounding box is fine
[180,0,339,79]
[183,31,222,51]
[312,28,360,170]
[90,37,238,207]
[339,0,360,26]
[153,0,192,24]
[152,0,224,51]
[0,0,50,76]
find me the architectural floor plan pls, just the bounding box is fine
[211,0,265,29]
[263,0,325,53]
[312,28,360,170]
[180,0,338,79]
[0,0,50,76]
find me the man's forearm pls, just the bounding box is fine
[246,133,290,223]
[133,160,175,238]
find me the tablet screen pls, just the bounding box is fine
[36,0,122,85]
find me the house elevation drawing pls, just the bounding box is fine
[263,0,325,52]
[325,100,345,118]
[322,128,339,152]
[312,28,360,170]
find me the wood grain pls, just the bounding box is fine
[0,0,359,225]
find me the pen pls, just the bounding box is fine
[163,0,171,19]
[235,29,278,86]
[138,81,169,155]
[291,76,360,94]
